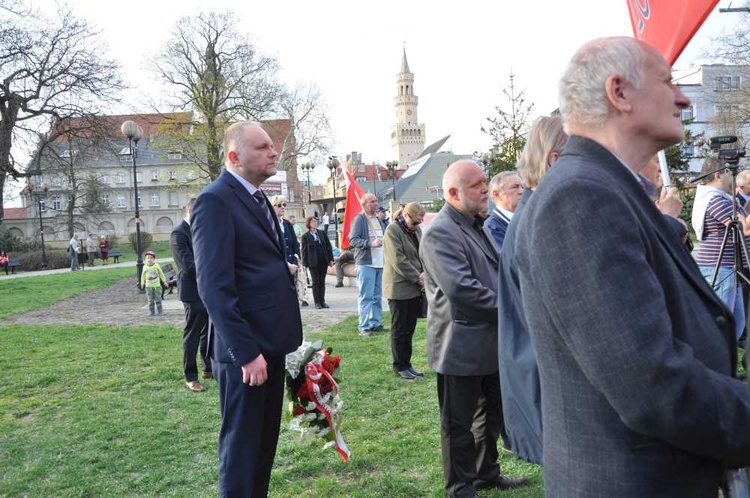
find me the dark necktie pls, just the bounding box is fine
[252,190,278,238]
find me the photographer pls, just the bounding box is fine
[691,156,750,340]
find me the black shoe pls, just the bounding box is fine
[334,283,344,288]
[371,325,389,332]
[321,303,330,308]
[474,475,530,491]
[408,367,424,377]
[501,441,513,454]
[315,303,323,309]
[301,301,308,307]
[396,369,416,380]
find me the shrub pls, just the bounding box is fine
[17,250,71,271]
[0,228,38,253]
[127,231,152,252]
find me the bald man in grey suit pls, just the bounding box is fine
[420,160,528,498]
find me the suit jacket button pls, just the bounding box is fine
[716,316,727,327]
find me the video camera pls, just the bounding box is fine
[709,136,747,165]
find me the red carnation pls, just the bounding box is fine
[292,405,305,416]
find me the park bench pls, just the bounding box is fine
[160,262,178,299]
[109,248,122,263]
[7,258,20,274]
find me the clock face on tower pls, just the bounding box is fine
[406,110,412,116]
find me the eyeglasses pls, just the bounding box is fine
[275,203,287,207]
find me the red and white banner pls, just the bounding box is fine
[627,0,718,64]
[341,170,365,250]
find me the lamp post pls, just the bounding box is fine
[24,182,49,270]
[386,161,398,203]
[301,162,315,205]
[121,120,145,293]
[327,156,340,243]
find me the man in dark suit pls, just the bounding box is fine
[191,121,303,497]
[516,37,750,497]
[170,197,211,392]
[483,171,522,252]
[420,159,529,498]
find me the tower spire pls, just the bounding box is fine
[401,46,410,74]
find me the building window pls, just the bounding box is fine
[53,177,62,187]
[167,151,182,160]
[680,105,694,122]
[39,198,46,212]
[356,177,367,184]
[136,172,142,183]
[137,192,142,208]
[715,104,740,116]
[117,173,125,183]
[715,76,742,91]
[150,191,160,206]
[52,195,61,211]
[151,170,159,181]
[168,191,178,207]
[682,141,695,157]
[119,147,132,163]
[101,193,110,206]
[117,194,126,208]
[169,170,177,180]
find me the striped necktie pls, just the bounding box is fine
[252,190,278,238]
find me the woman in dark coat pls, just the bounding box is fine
[300,216,334,309]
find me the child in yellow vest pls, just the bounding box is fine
[141,250,168,316]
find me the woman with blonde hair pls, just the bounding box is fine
[383,202,426,380]
[498,115,567,463]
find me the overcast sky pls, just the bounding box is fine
[21,0,745,187]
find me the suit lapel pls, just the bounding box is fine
[221,171,284,256]
[570,138,725,310]
[447,206,498,266]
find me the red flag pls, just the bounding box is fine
[627,0,718,65]
[341,170,365,250]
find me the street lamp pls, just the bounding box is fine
[327,156,340,243]
[386,161,399,203]
[121,120,145,293]
[301,162,315,205]
[24,182,49,270]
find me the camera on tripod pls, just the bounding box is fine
[709,136,747,166]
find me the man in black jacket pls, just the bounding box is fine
[171,198,211,392]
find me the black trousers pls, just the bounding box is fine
[214,355,285,498]
[388,297,420,371]
[437,372,503,498]
[309,264,328,306]
[182,301,210,381]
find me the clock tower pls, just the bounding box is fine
[390,48,426,165]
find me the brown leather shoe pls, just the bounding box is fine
[201,371,214,379]
[186,381,205,392]
[474,474,530,490]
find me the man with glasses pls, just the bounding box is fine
[484,171,523,252]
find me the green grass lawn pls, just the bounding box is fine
[0,271,544,497]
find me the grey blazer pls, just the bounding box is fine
[420,203,499,376]
[517,136,750,497]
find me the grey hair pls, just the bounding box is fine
[489,171,520,196]
[269,194,287,206]
[558,37,646,131]
[737,170,750,187]
[517,116,568,189]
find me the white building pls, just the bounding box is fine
[390,49,426,166]
[673,64,750,171]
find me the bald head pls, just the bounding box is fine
[442,160,488,216]
[361,193,379,215]
[738,170,750,196]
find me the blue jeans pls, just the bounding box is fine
[699,265,745,340]
[357,265,383,331]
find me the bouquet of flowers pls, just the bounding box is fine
[285,340,350,461]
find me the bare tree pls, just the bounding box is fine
[268,82,334,172]
[0,2,124,224]
[149,11,284,180]
[31,116,116,238]
[481,72,535,176]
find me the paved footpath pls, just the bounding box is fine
[2,258,379,336]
